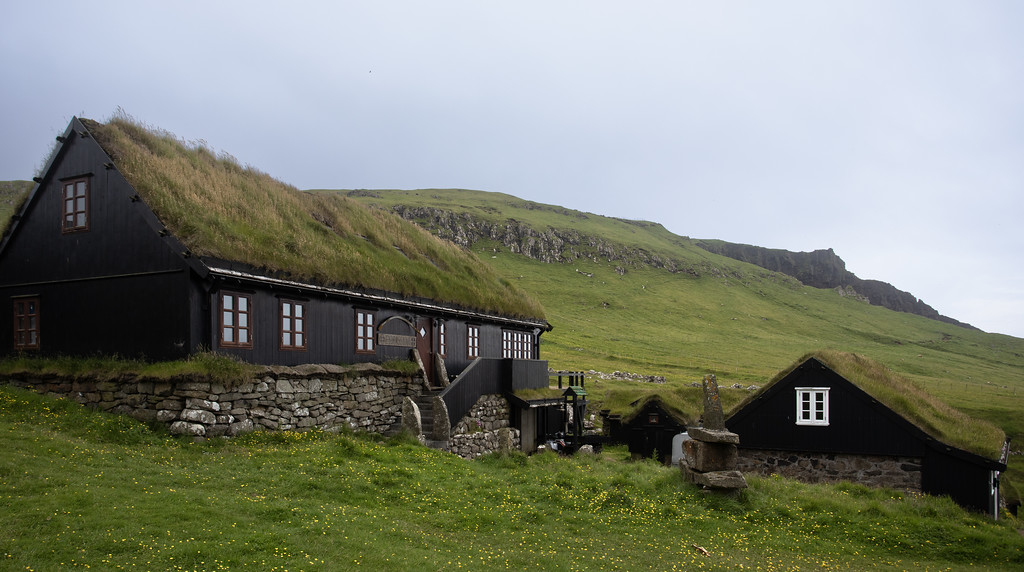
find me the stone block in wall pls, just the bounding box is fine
[181,409,216,425]
[170,421,206,436]
[156,409,179,423]
[186,398,220,412]
[128,408,158,423]
[227,419,255,436]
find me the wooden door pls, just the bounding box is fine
[416,317,435,387]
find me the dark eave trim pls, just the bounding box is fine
[206,265,550,331]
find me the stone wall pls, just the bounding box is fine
[737,448,923,492]
[449,394,520,459]
[3,362,424,440]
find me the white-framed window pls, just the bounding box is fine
[467,325,480,358]
[502,330,534,359]
[355,309,375,354]
[795,387,830,426]
[438,321,446,357]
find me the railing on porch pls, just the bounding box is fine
[551,370,585,389]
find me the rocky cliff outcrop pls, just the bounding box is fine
[382,200,974,331]
[695,241,976,330]
[390,205,693,274]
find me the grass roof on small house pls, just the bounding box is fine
[82,116,544,320]
[729,349,1006,460]
[602,386,749,425]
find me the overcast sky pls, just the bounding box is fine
[2,1,1022,338]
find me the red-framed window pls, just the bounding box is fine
[220,292,253,348]
[355,309,375,354]
[12,298,40,350]
[467,325,480,359]
[61,178,89,233]
[280,299,306,350]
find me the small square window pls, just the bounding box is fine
[795,387,829,426]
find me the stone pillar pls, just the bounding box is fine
[681,374,748,492]
[401,396,424,442]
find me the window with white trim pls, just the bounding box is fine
[355,310,375,354]
[502,330,534,359]
[438,321,446,357]
[467,325,480,358]
[795,387,829,426]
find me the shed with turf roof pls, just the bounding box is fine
[726,351,1007,516]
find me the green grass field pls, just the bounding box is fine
[346,189,1024,501]
[2,386,1022,571]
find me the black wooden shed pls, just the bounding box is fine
[726,354,1006,516]
[602,395,692,464]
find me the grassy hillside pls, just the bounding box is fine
[343,189,1024,490]
[0,180,32,236]
[74,118,543,319]
[2,386,1021,570]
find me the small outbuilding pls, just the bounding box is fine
[726,351,1007,516]
[602,395,692,464]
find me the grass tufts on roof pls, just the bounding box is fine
[82,114,543,320]
[733,349,1006,460]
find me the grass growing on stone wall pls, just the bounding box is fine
[1,386,1021,571]
[0,352,257,386]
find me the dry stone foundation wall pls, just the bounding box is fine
[3,363,423,439]
[449,394,520,459]
[737,448,923,492]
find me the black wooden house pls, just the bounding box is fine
[0,117,551,391]
[726,355,1006,516]
[601,395,692,464]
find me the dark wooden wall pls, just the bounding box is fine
[727,358,1001,514]
[2,118,547,371]
[727,362,927,458]
[0,122,196,360]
